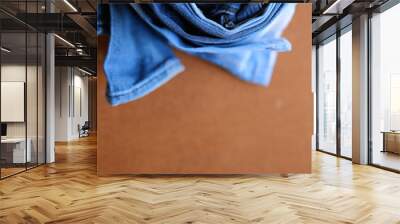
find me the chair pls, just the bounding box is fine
[78,121,90,138]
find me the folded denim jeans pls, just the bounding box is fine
[98,3,296,106]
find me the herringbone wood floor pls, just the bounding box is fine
[1,135,400,224]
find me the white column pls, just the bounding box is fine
[46,32,55,163]
[352,14,369,164]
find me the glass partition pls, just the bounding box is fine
[0,1,46,179]
[339,29,352,158]
[0,31,28,177]
[370,4,400,171]
[317,36,337,154]
[27,31,38,169]
[38,32,45,165]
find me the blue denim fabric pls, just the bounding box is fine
[98,3,296,106]
[198,4,264,26]
[100,4,184,105]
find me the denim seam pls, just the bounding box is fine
[134,4,277,44]
[186,3,279,37]
[188,3,266,34]
[107,58,184,105]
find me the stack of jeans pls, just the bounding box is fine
[98,3,296,106]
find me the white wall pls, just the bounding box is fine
[1,65,40,137]
[1,63,46,164]
[55,67,70,141]
[55,67,89,141]
[1,65,27,140]
[71,73,89,138]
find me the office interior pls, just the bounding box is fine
[0,0,96,179]
[1,0,400,222]
[313,0,400,172]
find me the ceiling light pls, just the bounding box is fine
[54,34,75,48]
[76,48,86,55]
[322,0,355,15]
[63,0,78,12]
[1,47,11,53]
[78,67,93,76]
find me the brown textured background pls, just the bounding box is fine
[97,4,312,175]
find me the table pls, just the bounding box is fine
[381,131,400,154]
[1,138,32,164]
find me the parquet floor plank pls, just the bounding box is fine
[1,135,400,223]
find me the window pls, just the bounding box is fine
[370,3,400,171]
[339,29,352,158]
[317,37,337,154]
